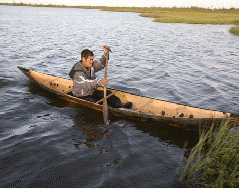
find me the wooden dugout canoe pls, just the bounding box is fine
[18,66,238,130]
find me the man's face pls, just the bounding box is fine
[82,56,94,67]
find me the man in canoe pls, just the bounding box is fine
[69,45,132,109]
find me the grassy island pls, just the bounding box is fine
[100,6,239,25]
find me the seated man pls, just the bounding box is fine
[69,45,132,109]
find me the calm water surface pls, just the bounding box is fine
[0,5,239,187]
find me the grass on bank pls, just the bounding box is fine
[1,3,239,25]
[102,6,239,25]
[178,119,239,188]
[142,11,238,24]
[229,25,239,35]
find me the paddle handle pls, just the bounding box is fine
[104,46,111,78]
[104,55,108,78]
[103,48,109,125]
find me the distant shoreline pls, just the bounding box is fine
[0,2,239,10]
[1,2,239,34]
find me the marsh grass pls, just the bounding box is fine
[178,119,239,188]
[1,3,239,25]
[137,7,239,25]
[143,12,239,24]
[229,25,239,35]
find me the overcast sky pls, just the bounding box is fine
[1,0,239,8]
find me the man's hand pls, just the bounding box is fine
[100,78,108,85]
[103,45,109,55]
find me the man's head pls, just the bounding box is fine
[81,49,94,68]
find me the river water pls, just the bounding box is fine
[0,5,239,187]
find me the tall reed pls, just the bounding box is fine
[179,119,239,188]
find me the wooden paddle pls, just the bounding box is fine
[103,46,111,125]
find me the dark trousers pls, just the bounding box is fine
[80,90,123,108]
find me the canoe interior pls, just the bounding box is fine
[21,68,233,120]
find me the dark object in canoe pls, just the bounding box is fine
[18,66,239,131]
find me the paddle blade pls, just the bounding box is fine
[103,98,109,125]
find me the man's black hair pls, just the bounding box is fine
[81,49,94,60]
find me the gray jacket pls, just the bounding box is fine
[71,54,107,97]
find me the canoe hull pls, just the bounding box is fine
[18,67,239,131]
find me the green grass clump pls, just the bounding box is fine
[229,25,239,35]
[179,119,239,188]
